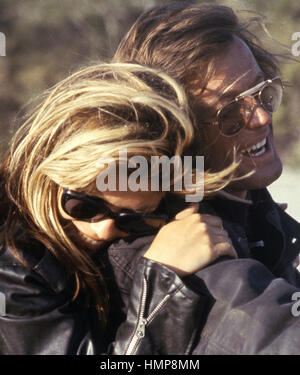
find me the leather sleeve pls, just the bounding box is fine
[0,247,207,355]
[192,258,300,355]
[0,260,95,355]
[110,257,208,355]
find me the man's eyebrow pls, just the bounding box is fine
[220,72,265,101]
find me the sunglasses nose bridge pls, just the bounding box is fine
[243,92,260,109]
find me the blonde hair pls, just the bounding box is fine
[1,62,237,324]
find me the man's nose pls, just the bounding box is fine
[246,101,272,130]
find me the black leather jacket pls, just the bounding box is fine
[105,188,300,354]
[1,188,300,355]
[0,235,205,355]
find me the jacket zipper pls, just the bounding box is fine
[125,275,171,355]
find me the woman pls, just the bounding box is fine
[0,63,236,354]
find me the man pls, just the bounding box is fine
[108,2,300,354]
[113,2,300,281]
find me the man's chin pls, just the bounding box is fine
[228,158,283,195]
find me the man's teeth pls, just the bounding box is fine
[241,138,267,156]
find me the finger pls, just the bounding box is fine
[207,226,227,235]
[205,225,230,238]
[196,213,223,228]
[175,203,199,220]
[214,242,238,259]
[210,233,231,244]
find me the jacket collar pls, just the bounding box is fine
[32,248,74,293]
[202,190,253,228]
[207,188,300,272]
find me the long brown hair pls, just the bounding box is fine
[114,2,280,87]
[113,2,282,148]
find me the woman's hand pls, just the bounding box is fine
[143,204,237,277]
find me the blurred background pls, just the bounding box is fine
[0,0,300,219]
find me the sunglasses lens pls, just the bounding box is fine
[218,79,283,136]
[63,196,106,221]
[62,190,169,234]
[218,101,245,136]
[115,199,169,234]
[260,80,283,113]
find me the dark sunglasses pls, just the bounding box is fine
[207,77,284,137]
[61,189,169,235]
